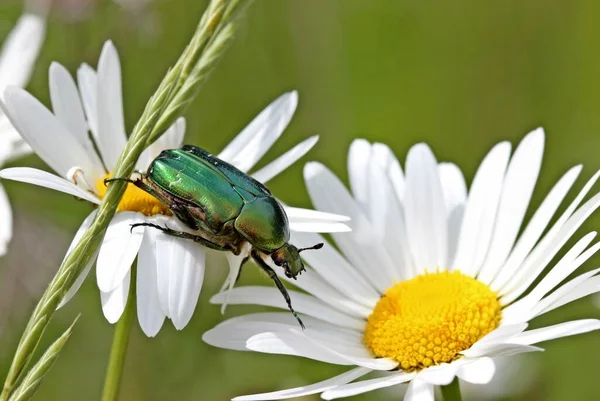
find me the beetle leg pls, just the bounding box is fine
[170,202,200,230]
[251,249,305,329]
[131,222,231,252]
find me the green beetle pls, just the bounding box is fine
[112,145,322,328]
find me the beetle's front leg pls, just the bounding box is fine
[131,222,230,252]
[251,249,305,329]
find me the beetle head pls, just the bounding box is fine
[271,243,323,279]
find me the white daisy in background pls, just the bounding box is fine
[0,40,349,337]
[204,129,600,401]
[0,12,46,256]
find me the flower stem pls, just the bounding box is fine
[101,265,136,401]
[440,378,463,401]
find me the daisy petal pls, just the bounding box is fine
[251,135,319,184]
[322,372,416,400]
[162,231,205,330]
[136,228,166,337]
[347,139,372,213]
[462,343,542,358]
[57,210,98,308]
[96,212,145,293]
[210,286,365,330]
[438,162,467,214]
[404,143,447,272]
[233,367,371,401]
[478,129,545,284]
[0,183,12,256]
[371,142,405,202]
[96,41,127,171]
[100,271,130,324]
[285,206,351,233]
[49,62,104,181]
[77,64,98,139]
[418,363,460,385]
[0,167,100,204]
[536,275,600,317]
[490,165,583,291]
[456,357,495,384]
[0,13,45,90]
[218,91,298,172]
[452,142,510,274]
[304,162,395,292]
[500,191,600,303]
[2,87,98,178]
[404,378,434,401]
[513,319,600,345]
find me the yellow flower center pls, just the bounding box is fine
[363,270,501,371]
[95,174,171,216]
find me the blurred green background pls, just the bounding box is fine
[2,0,600,400]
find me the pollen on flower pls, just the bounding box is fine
[363,270,501,371]
[95,174,171,217]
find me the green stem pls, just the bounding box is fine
[440,378,463,401]
[101,265,136,401]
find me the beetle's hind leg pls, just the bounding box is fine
[251,249,305,329]
[130,222,230,252]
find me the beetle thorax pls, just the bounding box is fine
[96,173,172,216]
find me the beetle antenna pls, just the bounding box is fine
[297,243,324,253]
[104,177,136,187]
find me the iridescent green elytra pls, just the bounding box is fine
[119,145,322,328]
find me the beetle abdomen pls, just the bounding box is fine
[149,150,244,229]
[234,197,290,252]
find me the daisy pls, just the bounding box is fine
[0,12,46,256]
[204,128,600,400]
[0,40,349,337]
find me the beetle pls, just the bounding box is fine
[108,145,322,328]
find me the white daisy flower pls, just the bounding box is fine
[0,40,349,337]
[204,129,600,401]
[0,12,46,256]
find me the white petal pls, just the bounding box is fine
[246,330,396,370]
[138,117,186,169]
[461,342,542,358]
[57,210,98,308]
[438,163,467,214]
[478,129,545,284]
[452,142,510,275]
[2,87,99,178]
[210,286,365,330]
[371,142,405,202]
[163,232,205,330]
[0,167,100,204]
[404,143,447,271]
[232,367,371,401]
[96,41,127,171]
[96,212,145,292]
[347,139,372,213]
[100,271,130,324]
[0,13,45,90]
[490,165,582,291]
[285,206,351,233]
[439,163,467,266]
[304,162,395,292]
[418,363,460,385]
[322,372,416,400]
[218,91,298,172]
[500,191,600,303]
[136,228,166,337]
[404,379,434,401]
[49,62,104,181]
[456,358,496,384]
[77,63,98,139]
[289,230,379,309]
[512,319,600,345]
[474,323,528,345]
[251,135,318,184]
[0,183,12,256]
[203,312,361,351]
[503,232,598,309]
